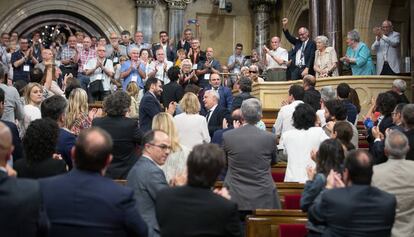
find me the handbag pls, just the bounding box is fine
[89,59,107,96]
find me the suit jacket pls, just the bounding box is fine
[304,87,321,111]
[204,86,233,111]
[308,185,396,237]
[139,92,162,133]
[371,31,400,74]
[283,29,316,75]
[40,169,147,237]
[156,185,241,237]
[205,105,231,138]
[176,40,191,54]
[161,81,184,108]
[152,43,176,62]
[232,92,255,111]
[14,157,67,179]
[223,124,280,210]
[0,170,48,237]
[405,129,414,161]
[372,159,414,237]
[92,116,142,179]
[1,119,23,161]
[127,156,169,237]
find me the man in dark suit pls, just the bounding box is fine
[337,83,358,124]
[176,28,192,54]
[151,31,175,62]
[303,75,321,111]
[203,89,231,138]
[127,130,173,237]
[223,98,279,214]
[139,77,175,133]
[232,77,254,111]
[402,104,414,161]
[156,143,241,237]
[93,92,143,179]
[0,121,48,236]
[308,150,396,236]
[282,18,316,80]
[40,127,148,237]
[41,95,76,169]
[204,72,232,111]
[161,66,184,108]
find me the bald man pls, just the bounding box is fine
[282,18,316,80]
[263,36,288,81]
[0,122,47,236]
[40,127,148,236]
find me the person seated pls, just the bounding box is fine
[156,143,241,237]
[308,150,396,237]
[40,127,148,237]
[300,139,345,236]
[281,103,329,183]
[14,118,67,178]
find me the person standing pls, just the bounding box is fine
[371,20,400,75]
[263,36,288,81]
[11,37,39,83]
[340,30,375,75]
[282,18,316,80]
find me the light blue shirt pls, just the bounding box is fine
[121,60,146,91]
[345,42,375,75]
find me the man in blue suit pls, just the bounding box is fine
[40,127,148,237]
[204,72,233,111]
[127,130,173,237]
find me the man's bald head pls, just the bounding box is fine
[298,27,310,41]
[0,122,13,166]
[74,127,113,173]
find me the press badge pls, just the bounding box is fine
[96,74,104,80]
[192,64,197,70]
[113,57,119,63]
[131,75,138,82]
[23,65,30,72]
[204,74,210,80]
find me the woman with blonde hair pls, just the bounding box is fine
[126,81,142,119]
[152,112,191,183]
[65,88,100,136]
[174,92,210,149]
[23,82,43,128]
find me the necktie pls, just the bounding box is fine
[300,43,306,66]
[206,110,211,122]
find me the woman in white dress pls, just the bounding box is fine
[174,92,210,149]
[152,112,190,183]
[281,103,329,183]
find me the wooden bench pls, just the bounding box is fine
[246,209,307,237]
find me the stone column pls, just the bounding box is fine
[321,0,342,57]
[136,0,157,43]
[309,0,321,38]
[250,0,277,58]
[165,0,191,45]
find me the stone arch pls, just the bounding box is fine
[284,0,309,32]
[0,0,122,37]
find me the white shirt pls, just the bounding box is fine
[206,104,217,123]
[266,47,288,69]
[273,100,303,137]
[295,39,309,67]
[146,60,173,84]
[281,127,329,183]
[85,58,114,91]
[174,113,210,149]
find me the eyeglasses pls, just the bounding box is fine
[149,143,172,151]
[249,70,257,73]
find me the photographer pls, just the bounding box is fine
[11,37,39,83]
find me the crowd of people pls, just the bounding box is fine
[0,16,412,237]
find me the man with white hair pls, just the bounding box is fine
[147,48,173,84]
[391,79,409,104]
[372,130,414,237]
[120,47,146,91]
[203,89,230,138]
[316,85,336,126]
[223,98,279,217]
[372,20,400,75]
